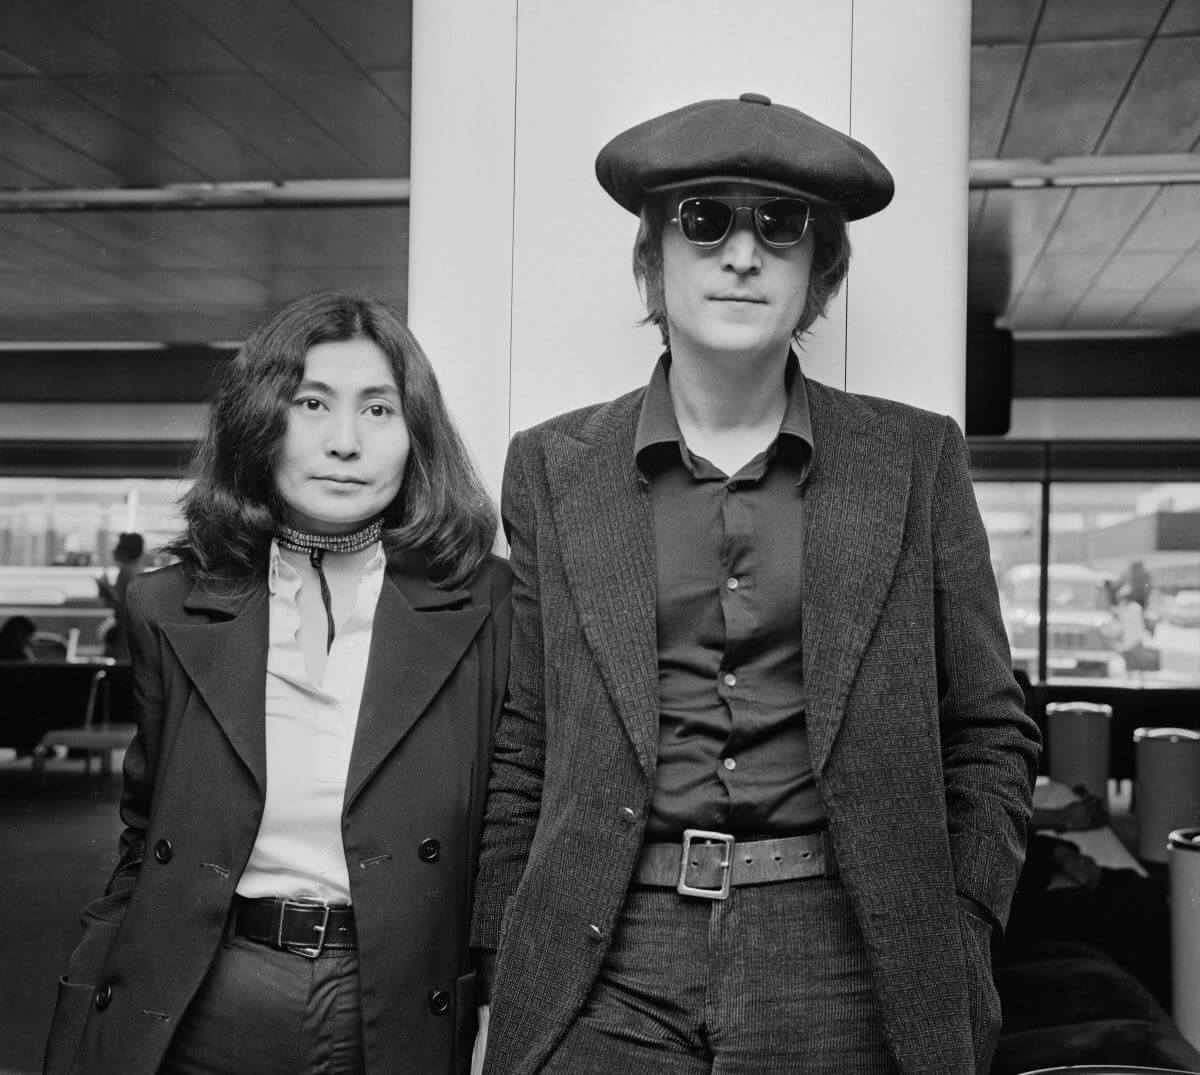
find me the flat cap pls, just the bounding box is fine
[595,92,894,220]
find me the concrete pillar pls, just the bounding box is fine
[409,0,971,503]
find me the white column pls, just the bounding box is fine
[408,0,972,508]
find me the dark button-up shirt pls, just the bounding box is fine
[635,353,828,841]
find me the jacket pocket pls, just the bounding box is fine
[43,975,95,1075]
[454,970,480,1075]
[958,908,1001,1073]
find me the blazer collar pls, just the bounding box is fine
[801,379,912,773]
[544,392,660,776]
[162,553,488,802]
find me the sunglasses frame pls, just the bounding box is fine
[669,195,812,250]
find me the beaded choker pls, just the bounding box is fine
[276,519,383,651]
[276,519,383,556]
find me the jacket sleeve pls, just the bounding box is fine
[933,415,1041,930]
[44,578,164,1073]
[471,430,547,959]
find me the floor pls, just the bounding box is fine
[0,752,123,1075]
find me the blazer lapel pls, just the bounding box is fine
[161,584,269,794]
[344,557,489,809]
[803,380,912,773]
[544,398,660,777]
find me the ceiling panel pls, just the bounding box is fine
[1162,0,1200,36]
[1158,251,1200,288]
[1037,0,1171,41]
[1123,185,1200,252]
[0,5,140,77]
[0,79,205,184]
[171,0,362,74]
[1124,287,1200,329]
[1099,36,1200,153]
[0,109,122,187]
[969,45,1025,158]
[1089,251,1180,291]
[972,0,1041,45]
[1063,289,1144,330]
[64,0,243,75]
[1042,186,1158,254]
[1001,40,1143,157]
[297,0,413,73]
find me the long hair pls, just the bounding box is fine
[632,195,851,345]
[169,291,497,591]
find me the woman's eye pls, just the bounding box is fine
[366,403,393,418]
[296,397,324,411]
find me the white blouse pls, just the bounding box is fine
[236,539,386,903]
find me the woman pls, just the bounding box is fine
[44,292,510,1075]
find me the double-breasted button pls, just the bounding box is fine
[94,983,112,1010]
[417,838,440,862]
[153,839,173,864]
[429,989,450,1015]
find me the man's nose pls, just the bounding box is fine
[720,215,763,273]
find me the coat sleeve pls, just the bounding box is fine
[43,578,164,1073]
[471,430,547,961]
[933,415,1041,930]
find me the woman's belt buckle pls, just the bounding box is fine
[278,898,331,958]
[677,829,734,900]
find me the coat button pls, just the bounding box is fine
[586,923,604,943]
[154,839,173,864]
[94,983,112,1010]
[618,806,637,825]
[429,989,450,1015]
[417,838,440,863]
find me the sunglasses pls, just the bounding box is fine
[669,195,812,249]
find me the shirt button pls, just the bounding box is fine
[722,672,737,687]
[725,577,739,591]
[723,758,737,771]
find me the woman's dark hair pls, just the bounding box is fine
[632,195,851,345]
[0,615,36,660]
[169,291,497,590]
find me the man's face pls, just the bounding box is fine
[661,183,814,359]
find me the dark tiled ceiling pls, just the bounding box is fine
[0,1,1197,342]
[0,0,411,342]
[970,0,1200,333]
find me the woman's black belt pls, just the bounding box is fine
[231,895,357,957]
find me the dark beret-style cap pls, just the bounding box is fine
[595,92,894,220]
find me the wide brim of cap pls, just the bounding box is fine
[595,95,894,221]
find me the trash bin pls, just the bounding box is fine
[1170,828,1200,1051]
[1045,701,1112,800]
[1134,728,1200,864]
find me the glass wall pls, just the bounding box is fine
[0,477,185,657]
[973,465,1200,687]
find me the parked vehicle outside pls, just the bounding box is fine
[1001,563,1124,680]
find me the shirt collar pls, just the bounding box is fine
[268,537,387,596]
[634,350,815,482]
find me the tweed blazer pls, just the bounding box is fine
[45,551,511,1075]
[472,375,1040,1074]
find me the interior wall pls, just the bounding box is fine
[409,0,971,505]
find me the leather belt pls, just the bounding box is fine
[634,829,834,900]
[231,895,357,958]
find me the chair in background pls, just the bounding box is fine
[33,667,136,787]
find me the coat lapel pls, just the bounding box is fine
[161,584,270,794]
[344,557,489,808]
[803,380,912,773]
[544,397,660,776]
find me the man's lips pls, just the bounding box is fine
[710,293,767,303]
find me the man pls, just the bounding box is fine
[472,93,1040,1074]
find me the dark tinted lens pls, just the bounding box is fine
[755,198,810,245]
[677,198,734,245]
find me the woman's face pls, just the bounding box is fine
[272,337,410,534]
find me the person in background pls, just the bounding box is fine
[472,94,1040,1074]
[45,291,511,1075]
[97,532,146,660]
[0,614,37,661]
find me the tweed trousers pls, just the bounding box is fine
[541,875,900,1074]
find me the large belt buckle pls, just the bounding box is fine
[677,829,734,901]
[278,898,331,959]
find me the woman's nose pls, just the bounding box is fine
[325,411,361,457]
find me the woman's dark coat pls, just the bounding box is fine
[44,551,512,1075]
